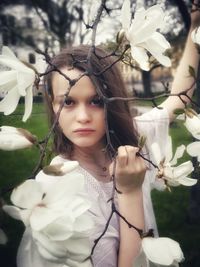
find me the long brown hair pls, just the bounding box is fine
[44,45,138,157]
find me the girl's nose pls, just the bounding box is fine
[76,105,91,123]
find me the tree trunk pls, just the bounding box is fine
[142,70,152,97]
[169,0,190,31]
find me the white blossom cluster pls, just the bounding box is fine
[0,1,200,267]
[3,162,94,267]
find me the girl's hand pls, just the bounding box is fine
[110,146,147,194]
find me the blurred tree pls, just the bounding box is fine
[0,0,91,51]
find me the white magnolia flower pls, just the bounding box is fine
[184,112,200,140]
[151,136,196,187]
[134,237,184,266]
[187,141,200,162]
[191,27,200,45]
[42,161,79,176]
[3,164,94,264]
[0,46,36,121]
[0,228,8,245]
[121,0,171,71]
[0,126,36,151]
[177,109,200,139]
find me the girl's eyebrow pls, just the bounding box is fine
[54,93,99,100]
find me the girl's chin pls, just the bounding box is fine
[73,141,105,150]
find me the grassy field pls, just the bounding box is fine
[0,103,199,266]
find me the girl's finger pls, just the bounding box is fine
[117,146,128,167]
[124,145,139,164]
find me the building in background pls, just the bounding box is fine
[0,4,47,97]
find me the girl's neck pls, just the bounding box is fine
[71,147,107,163]
[70,146,112,182]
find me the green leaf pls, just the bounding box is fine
[188,65,196,79]
[138,135,147,149]
[173,108,185,115]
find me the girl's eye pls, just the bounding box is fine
[64,98,74,106]
[91,97,103,107]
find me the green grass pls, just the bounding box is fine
[0,103,199,266]
[152,120,200,266]
[0,103,50,188]
[0,103,50,267]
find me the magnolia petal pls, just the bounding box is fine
[2,46,17,59]
[32,230,68,259]
[165,135,173,163]
[191,27,200,45]
[178,176,197,186]
[3,205,22,220]
[73,213,94,234]
[61,161,79,174]
[11,180,43,209]
[0,127,33,150]
[3,204,32,226]
[167,177,182,187]
[0,135,32,150]
[17,71,35,96]
[170,144,185,166]
[0,85,20,115]
[150,31,171,49]
[44,161,79,176]
[121,0,131,31]
[35,241,65,263]
[0,55,29,73]
[64,237,92,261]
[144,33,171,67]
[43,174,85,206]
[0,79,17,94]
[23,84,33,122]
[163,165,174,179]
[173,161,194,180]
[142,237,184,265]
[151,142,162,165]
[130,5,164,44]
[184,115,200,139]
[0,70,17,87]
[130,46,150,71]
[30,206,73,232]
[153,179,166,191]
[128,8,146,38]
[176,114,185,120]
[0,229,7,245]
[41,214,74,241]
[0,126,19,134]
[187,141,200,158]
[0,47,33,73]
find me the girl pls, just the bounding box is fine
[18,2,200,267]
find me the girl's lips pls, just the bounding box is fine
[73,128,95,133]
[74,128,94,135]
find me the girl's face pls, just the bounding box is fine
[52,67,106,150]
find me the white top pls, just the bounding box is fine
[17,107,169,267]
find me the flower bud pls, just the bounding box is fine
[43,161,79,176]
[0,126,36,151]
[116,29,126,44]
